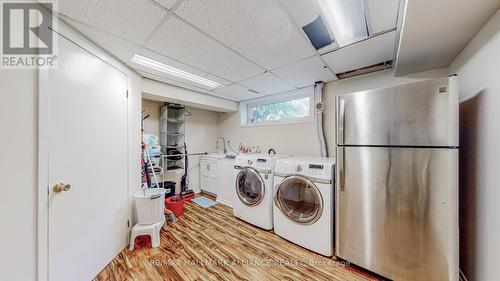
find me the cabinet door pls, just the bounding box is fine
[200,160,209,190]
[209,160,218,178]
[209,177,218,195]
[200,160,209,176]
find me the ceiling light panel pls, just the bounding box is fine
[174,0,316,70]
[145,17,263,82]
[273,56,337,88]
[364,0,400,35]
[215,84,264,101]
[239,72,295,95]
[135,48,208,77]
[318,0,368,46]
[140,71,212,95]
[58,0,167,45]
[131,54,221,89]
[321,30,397,73]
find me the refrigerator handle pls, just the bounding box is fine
[338,147,345,192]
[338,99,345,144]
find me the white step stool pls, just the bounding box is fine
[129,218,165,250]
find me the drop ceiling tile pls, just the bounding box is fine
[215,84,264,101]
[175,0,316,69]
[62,17,141,63]
[364,0,400,35]
[145,17,263,82]
[239,72,295,95]
[58,0,167,45]
[273,56,337,88]
[279,0,324,27]
[153,0,178,10]
[321,31,397,73]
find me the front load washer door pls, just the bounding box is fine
[236,167,265,206]
[274,175,323,225]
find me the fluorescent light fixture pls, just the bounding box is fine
[131,54,221,89]
[318,0,368,47]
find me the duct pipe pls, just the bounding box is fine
[314,82,328,157]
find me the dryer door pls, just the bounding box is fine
[235,167,265,206]
[274,175,323,225]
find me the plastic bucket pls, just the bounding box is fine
[134,188,166,225]
[165,195,185,217]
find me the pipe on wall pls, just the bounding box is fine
[314,82,328,157]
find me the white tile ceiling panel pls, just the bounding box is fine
[58,0,167,45]
[279,0,324,27]
[175,0,316,70]
[364,0,400,35]
[239,72,295,95]
[273,56,337,88]
[146,17,263,82]
[215,84,264,101]
[154,0,178,10]
[62,17,141,63]
[322,30,397,73]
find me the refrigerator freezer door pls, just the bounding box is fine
[335,146,458,281]
[336,77,458,147]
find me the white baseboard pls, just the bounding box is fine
[215,198,233,209]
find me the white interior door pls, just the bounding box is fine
[46,35,129,281]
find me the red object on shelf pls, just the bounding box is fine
[165,195,185,217]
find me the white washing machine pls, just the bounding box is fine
[233,154,290,230]
[273,156,335,256]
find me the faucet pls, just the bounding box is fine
[216,137,227,154]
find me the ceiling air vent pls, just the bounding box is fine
[302,15,334,50]
[336,60,393,79]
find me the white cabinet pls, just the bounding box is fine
[200,158,218,195]
[200,156,236,207]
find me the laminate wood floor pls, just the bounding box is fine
[94,194,382,281]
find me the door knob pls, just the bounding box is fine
[53,183,71,193]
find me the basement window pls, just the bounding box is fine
[240,88,314,127]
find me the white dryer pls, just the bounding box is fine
[233,154,289,230]
[273,156,335,256]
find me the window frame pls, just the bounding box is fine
[240,87,315,127]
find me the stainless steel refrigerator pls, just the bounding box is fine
[335,77,459,281]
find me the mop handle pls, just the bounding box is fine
[160,152,209,158]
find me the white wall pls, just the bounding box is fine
[448,9,500,281]
[142,99,161,137]
[218,68,449,158]
[142,99,219,192]
[0,70,38,281]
